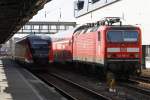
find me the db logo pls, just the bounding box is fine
[120,48,127,52]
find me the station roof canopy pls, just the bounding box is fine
[0,0,51,44]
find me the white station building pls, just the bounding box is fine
[74,0,150,68]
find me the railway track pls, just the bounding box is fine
[131,76,150,83]
[119,79,150,96]
[36,72,111,100]
[23,64,150,100]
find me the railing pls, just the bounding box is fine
[17,21,76,34]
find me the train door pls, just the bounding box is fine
[96,31,102,64]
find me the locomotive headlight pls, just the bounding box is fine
[135,54,139,58]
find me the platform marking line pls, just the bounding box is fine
[0,63,13,100]
[22,69,57,93]
[0,65,8,93]
[14,67,45,100]
[21,68,67,100]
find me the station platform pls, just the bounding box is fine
[0,58,67,100]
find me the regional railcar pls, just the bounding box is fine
[14,35,52,65]
[52,17,142,78]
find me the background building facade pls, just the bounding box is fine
[74,0,150,68]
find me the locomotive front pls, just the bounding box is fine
[29,36,51,65]
[105,26,142,76]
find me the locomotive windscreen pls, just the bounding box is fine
[107,31,138,42]
[29,39,50,56]
[31,40,49,49]
[28,38,50,64]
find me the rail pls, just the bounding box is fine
[119,80,150,96]
[37,72,111,100]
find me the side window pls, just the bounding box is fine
[77,1,84,10]
[91,0,100,4]
[98,31,101,41]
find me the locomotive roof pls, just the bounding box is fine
[74,17,139,32]
[74,24,138,31]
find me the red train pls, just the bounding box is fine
[50,17,142,78]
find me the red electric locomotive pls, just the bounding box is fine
[52,17,142,78]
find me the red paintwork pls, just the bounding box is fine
[52,37,73,62]
[26,50,32,61]
[105,26,142,64]
[51,25,142,67]
[49,44,54,63]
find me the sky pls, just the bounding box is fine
[13,0,76,38]
[13,0,150,45]
[31,0,76,22]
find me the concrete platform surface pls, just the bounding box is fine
[0,58,67,100]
